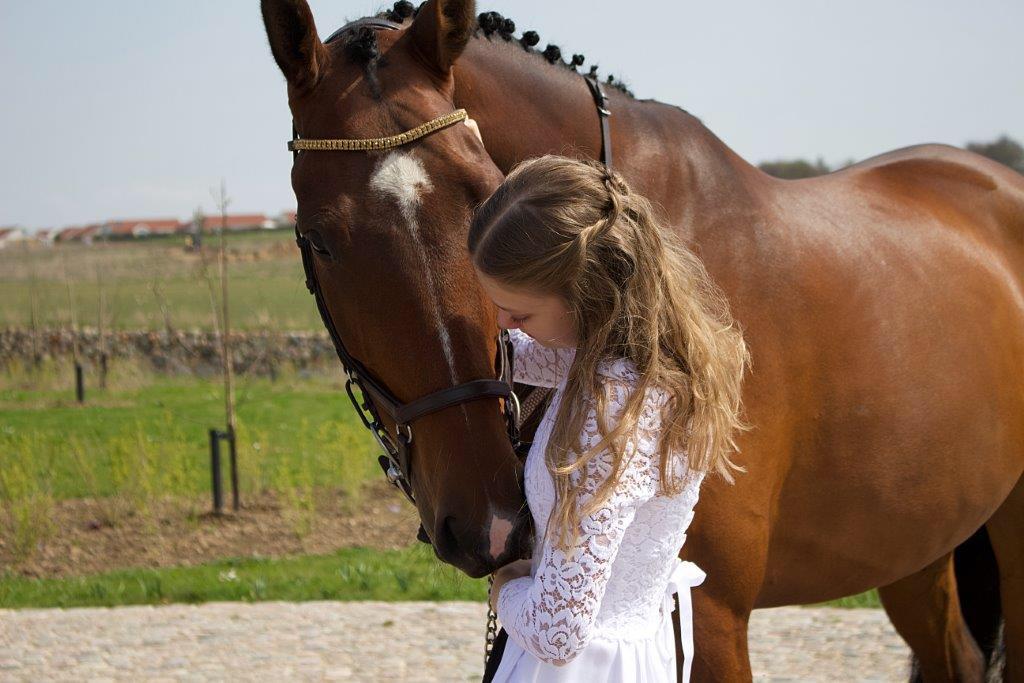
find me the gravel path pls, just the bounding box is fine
[0,601,911,681]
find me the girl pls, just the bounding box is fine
[467,152,753,682]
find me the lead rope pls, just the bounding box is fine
[485,575,498,668]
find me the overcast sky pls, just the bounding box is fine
[1,0,1021,230]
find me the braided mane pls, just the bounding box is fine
[337,0,635,99]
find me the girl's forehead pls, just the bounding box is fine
[474,269,553,310]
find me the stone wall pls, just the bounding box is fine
[0,328,338,377]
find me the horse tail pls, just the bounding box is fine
[951,524,1005,680]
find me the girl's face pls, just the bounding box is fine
[474,267,577,348]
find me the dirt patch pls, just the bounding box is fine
[1,479,423,579]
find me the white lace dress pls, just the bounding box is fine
[490,328,707,683]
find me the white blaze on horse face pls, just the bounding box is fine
[368,150,464,410]
[368,148,434,224]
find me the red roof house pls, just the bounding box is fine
[192,213,276,232]
[102,218,183,239]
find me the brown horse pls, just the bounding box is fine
[261,1,1024,679]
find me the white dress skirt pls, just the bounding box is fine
[488,329,707,683]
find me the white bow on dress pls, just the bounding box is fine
[661,558,707,683]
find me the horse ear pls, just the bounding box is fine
[409,0,476,76]
[261,0,330,93]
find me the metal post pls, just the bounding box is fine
[227,425,239,512]
[209,428,224,514]
[75,362,84,403]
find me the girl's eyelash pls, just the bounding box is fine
[512,315,529,323]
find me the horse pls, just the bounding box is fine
[261,1,1024,679]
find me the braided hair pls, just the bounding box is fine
[468,154,753,552]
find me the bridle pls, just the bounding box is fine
[289,18,524,511]
[284,14,614,670]
[295,217,520,508]
[287,15,612,511]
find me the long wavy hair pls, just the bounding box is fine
[467,154,753,552]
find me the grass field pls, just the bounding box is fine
[0,359,376,501]
[0,340,883,611]
[0,230,322,331]
[0,359,883,610]
[0,545,486,609]
[0,358,383,566]
[0,543,880,610]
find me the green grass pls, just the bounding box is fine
[810,589,881,608]
[0,360,382,561]
[0,545,486,609]
[0,543,880,610]
[0,359,882,610]
[0,361,377,502]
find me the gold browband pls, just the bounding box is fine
[288,108,469,152]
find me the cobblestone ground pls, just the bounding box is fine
[0,602,911,681]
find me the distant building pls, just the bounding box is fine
[0,226,27,249]
[100,218,182,240]
[275,210,297,229]
[54,224,102,244]
[53,227,77,243]
[33,229,56,247]
[48,211,287,245]
[188,213,277,233]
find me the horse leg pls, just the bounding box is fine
[689,591,753,682]
[878,551,986,682]
[985,472,1024,681]
[685,517,762,682]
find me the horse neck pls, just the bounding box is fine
[452,37,768,235]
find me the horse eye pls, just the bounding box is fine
[306,230,330,256]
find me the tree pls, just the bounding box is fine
[758,156,832,179]
[966,134,1024,174]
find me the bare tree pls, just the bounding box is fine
[24,240,41,369]
[215,180,237,438]
[60,250,84,402]
[197,180,238,440]
[96,258,109,388]
[148,259,176,336]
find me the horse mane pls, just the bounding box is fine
[335,0,635,98]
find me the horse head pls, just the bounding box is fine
[261,0,531,577]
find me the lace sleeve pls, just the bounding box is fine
[508,328,576,388]
[496,379,667,666]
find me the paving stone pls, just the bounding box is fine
[0,601,911,681]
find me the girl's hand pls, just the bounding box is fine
[489,559,532,612]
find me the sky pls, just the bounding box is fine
[1,0,1021,231]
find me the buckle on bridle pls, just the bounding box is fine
[396,422,413,445]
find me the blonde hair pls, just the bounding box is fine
[467,154,753,553]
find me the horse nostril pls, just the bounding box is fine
[428,515,494,576]
[428,515,470,564]
[438,516,459,555]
